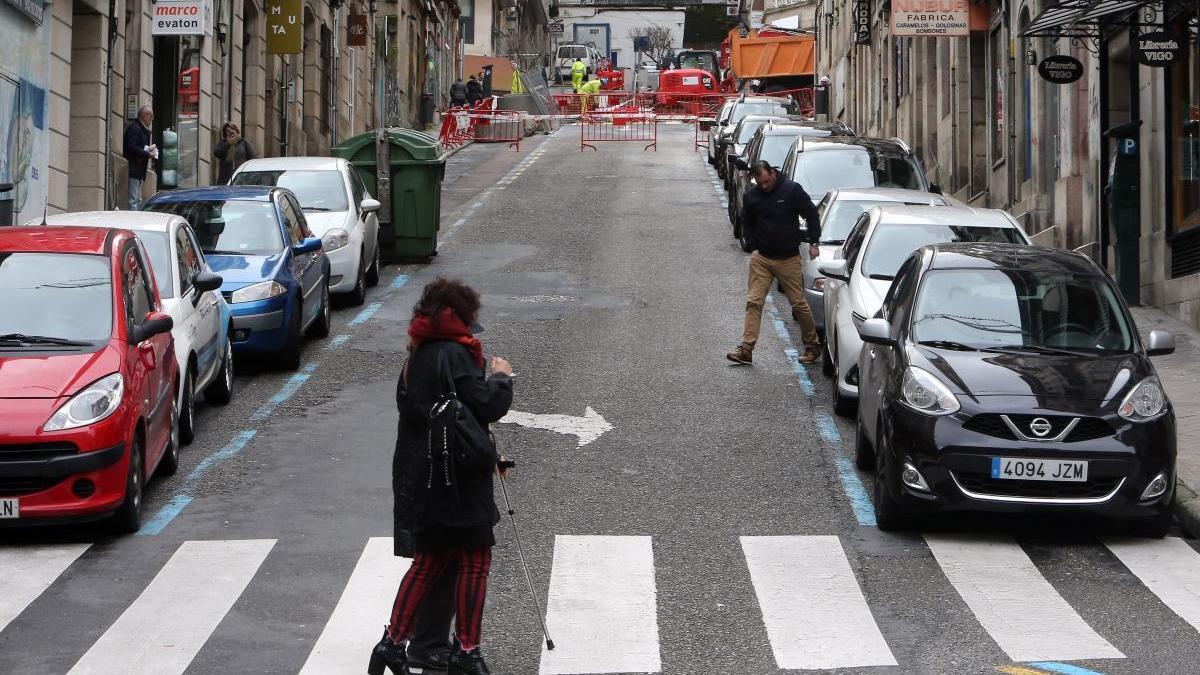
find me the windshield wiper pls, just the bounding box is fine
[867,273,895,281]
[0,333,93,347]
[917,340,980,351]
[989,344,1091,357]
[820,239,845,245]
[205,249,247,255]
[302,206,333,212]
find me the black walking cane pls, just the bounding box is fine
[496,459,555,650]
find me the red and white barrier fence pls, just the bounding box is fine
[580,112,657,152]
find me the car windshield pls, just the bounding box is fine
[232,170,349,211]
[822,200,889,243]
[862,224,1025,279]
[737,120,773,144]
[789,148,923,197]
[135,230,174,298]
[731,103,786,125]
[560,46,587,59]
[912,268,1134,354]
[678,53,718,74]
[760,134,803,168]
[0,252,112,343]
[147,200,283,256]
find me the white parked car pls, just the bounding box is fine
[231,157,381,305]
[34,211,234,444]
[819,205,1031,416]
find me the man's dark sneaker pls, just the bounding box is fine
[797,346,820,364]
[407,643,450,671]
[447,647,491,675]
[726,344,753,365]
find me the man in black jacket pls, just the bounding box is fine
[122,105,157,210]
[466,75,484,105]
[727,160,822,365]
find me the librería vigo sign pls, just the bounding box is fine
[1037,55,1084,84]
[1136,31,1183,67]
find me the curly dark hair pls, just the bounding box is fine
[412,277,481,328]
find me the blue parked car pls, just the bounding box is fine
[145,185,331,370]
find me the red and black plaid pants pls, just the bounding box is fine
[387,546,493,651]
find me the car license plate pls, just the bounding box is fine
[991,457,1088,482]
[0,498,17,519]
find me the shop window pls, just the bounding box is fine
[1170,16,1200,243]
[990,24,1005,164]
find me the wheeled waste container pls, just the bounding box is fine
[333,128,445,262]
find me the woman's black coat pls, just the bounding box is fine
[393,341,513,556]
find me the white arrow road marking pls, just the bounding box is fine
[498,406,613,447]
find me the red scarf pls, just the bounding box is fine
[407,308,484,368]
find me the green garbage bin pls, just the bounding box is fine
[333,128,445,262]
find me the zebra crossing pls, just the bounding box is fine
[2,533,1200,674]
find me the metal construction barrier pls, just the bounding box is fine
[438,98,524,151]
[552,88,815,121]
[580,112,657,152]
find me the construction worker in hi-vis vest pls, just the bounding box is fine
[571,58,586,93]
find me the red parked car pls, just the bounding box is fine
[0,226,179,532]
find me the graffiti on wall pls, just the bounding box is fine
[0,7,51,223]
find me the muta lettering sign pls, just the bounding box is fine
[266,0,303,54]
[151,0,212,36]
[891,0,968,36]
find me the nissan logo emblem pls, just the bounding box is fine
[1029,418,1053,437]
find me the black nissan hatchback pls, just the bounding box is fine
[855,243,1177,536]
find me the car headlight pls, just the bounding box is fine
[1119,376,1167,421]
[811,277,825,291]
[321,228,350,251]
[901,366,960,415]
[231,280,287,304]
[44,373,124,431]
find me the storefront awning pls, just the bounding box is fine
[1021,0,1156,37]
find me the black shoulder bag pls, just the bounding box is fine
[424,346,498,489]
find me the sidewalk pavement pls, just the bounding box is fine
[1130,305,1200,536]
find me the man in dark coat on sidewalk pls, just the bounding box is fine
[466,75,484,105]
[122,105,157,210]
[450,78,468,108]
[727,160,823,365]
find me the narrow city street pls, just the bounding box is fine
[3,124,1200,675]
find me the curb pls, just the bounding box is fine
[1173,479,1200,537]
[443,141,473,159]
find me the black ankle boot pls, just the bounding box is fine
[368,629,411,675]
[447,646,491,675]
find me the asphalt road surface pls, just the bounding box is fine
[3,125,1200,675]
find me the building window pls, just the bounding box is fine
[460,0,474,44]
[1019,9,1033,183]
[939,39,951,119]
[895,38,906,104]
[320,24,332,131]
[969,32,987,193]
[990,23,1005,163]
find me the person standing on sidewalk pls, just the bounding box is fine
[466,75,484,105]
[727,160,823,365]
[373,278,514,675]
[213,122,256,185]
[122,105,157,210]
[450,78,468,108]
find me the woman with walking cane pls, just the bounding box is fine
[372,278,513,675]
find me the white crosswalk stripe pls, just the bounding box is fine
[1105,536,1200,635]
[299,537,411,674]
[741,535,897,670]
[0,543,90,633]
[539,535,661,675]
[924,533,1124,662]
[66,539,276,675]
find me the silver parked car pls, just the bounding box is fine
[819,205,1031,416]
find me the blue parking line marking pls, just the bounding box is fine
[250,363,317,422]
[326,334,350,350]
[138,495,192,536]
[1028,663,1106,675]
[390,274,410,290]
[137,428,258,536]
[348,301,384,326]
[835,456,878,527]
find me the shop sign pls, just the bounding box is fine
[1136,31,1183,67]
[1037,55,1084,84]
[347,13,369,47]
[892,0,969,37]
[3,0,45,24]
[853,0,871,45]
[266,0,303,54]
[151,0,213,36]
[549,20,564,35]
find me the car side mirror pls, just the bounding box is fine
[734,157,749,171]
[293,236,322,255]
[131,311,174,344]
[819,260,849,282]
[360,198,381,213]
[1147,329,1175,356]
[190,270,223,306]
[858,318,897,347]
[928,183,944,195]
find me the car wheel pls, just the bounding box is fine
[365,241,381,287]
[159,393,180,477]
[347,250,367,306]
[278,301,303,371]
[854,417,875,472]
[111,438,144,534]
[821,342,835,377]
[204,336,234,405]
[178,368,195,446]
[308,281,332,338]
[873,426,909,531]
